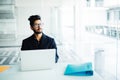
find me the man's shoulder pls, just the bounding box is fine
[22,35,33,42]
[43,34,54,41]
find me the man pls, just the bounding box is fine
[21,15,59,63]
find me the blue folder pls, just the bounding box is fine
[64,62,93,76]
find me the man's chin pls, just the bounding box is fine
[34,31,42,34]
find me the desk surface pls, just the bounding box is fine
[0,63,103,80]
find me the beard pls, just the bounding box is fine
[33,30,42,34]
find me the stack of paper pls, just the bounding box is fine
[64,62,93,76]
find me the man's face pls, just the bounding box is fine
[31,20,43,34]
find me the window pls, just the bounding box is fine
[114,10,119,21]
[107,12,110,21]
[95,0,104,7]
[119,11,120,20]
[86,0,91,7]
[60,6,75,45]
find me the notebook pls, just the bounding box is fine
[20,49,55,71]
[64,62,93,76]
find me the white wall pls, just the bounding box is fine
[80,8,107,26]
[104,0,120,7]
[15,0,76,42]
[15,0,63,38]
[16,6,52,36]
[15,0,56,39]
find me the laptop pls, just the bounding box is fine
[20,49,55,71]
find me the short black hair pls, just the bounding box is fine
[28,15,41,27]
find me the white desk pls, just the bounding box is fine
[0,63,103,80]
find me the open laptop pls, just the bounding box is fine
[20,49,55,71]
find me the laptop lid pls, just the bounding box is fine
[20,49,55,71]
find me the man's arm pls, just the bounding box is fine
[51,39,59,63]
[21,40,28,50]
